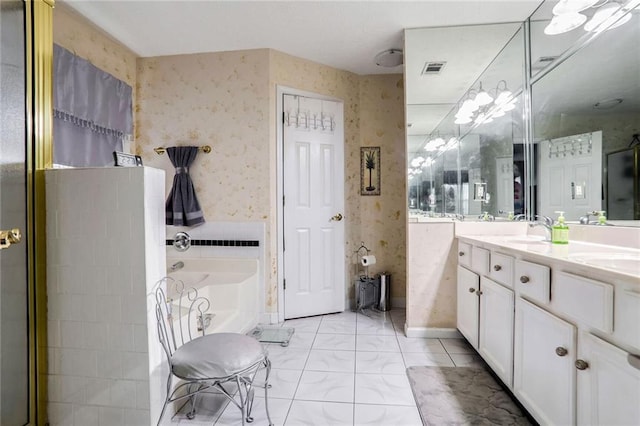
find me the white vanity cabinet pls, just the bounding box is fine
[514,297,576,425]
[456,235,640,426]
[479,277,514,387]
[576,332,640,425]
[457,265,480,349]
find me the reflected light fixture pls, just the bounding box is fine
[544,12,587,35]
[474,83,494,106]
[584,2,631,32]
[553,0,599,15]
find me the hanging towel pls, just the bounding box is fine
[165,146,205,226]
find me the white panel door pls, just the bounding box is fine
[537,131,602,219]
[479,277,515,387]
[577,332,640,426]
[514,298,576,426]
[283,94,345,319]
[457,266,480,349]
[495,157,514,215]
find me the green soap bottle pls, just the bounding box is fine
[552,211,569,244]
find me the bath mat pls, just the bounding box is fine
[248,326,295,347]
[406,366,532,425]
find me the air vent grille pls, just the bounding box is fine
[421,61,446,75]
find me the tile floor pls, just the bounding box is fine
[170,309,483,425]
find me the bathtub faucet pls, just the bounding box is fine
[170,261,184,272]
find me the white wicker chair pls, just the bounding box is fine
[155,277,272,425]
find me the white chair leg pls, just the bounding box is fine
[157,372,173,425]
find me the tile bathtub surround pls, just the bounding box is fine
[167,309,486,425]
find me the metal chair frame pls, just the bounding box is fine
[154,277,272,425]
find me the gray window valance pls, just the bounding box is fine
[53,44,133,167]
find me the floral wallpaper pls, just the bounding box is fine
[51,7,407,314]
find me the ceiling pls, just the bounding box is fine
[61,0,544,76]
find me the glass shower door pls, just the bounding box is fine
[1,0,30,424]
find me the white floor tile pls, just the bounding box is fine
[356,335,400,352]
[266,346,310,370]
[354,403,422,426]
[402,352,455,368]
[285,400,353,425]
[171,392,229,424]
[354,373,415,406]
[295,371,355,403]
[356,320,396,336]
[440,338,475,354]
[396,336,446,354]
[305,350,356,373]
[450,353,485,367]
[284,332,316,349]
[355,351,406,375]
[255,369,302,400]
[312,333,356,351]
[318,321,356,335]
[321,311,357,323]
[215,396,291,426]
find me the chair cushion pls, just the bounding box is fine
[171,333,266,380]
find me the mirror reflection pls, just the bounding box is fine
[531,1,640,221]
[406,0,640,225]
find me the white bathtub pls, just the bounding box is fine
[166,257,259,335]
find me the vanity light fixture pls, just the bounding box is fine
[552,0,600,15]
[544,12,588,35]
[474,82,494,106]
[584,1,631,32]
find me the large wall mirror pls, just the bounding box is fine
[406,0,640,226]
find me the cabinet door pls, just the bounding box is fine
[514,298,576,426]
[457,266,479,349]
[479,277,514,387]
[577,332,640,425]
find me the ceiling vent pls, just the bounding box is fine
[421,61,446,75]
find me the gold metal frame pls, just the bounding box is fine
[154,145,212,155]
[25,0,54,424]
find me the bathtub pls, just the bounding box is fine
[166,257,259,335]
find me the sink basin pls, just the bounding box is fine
[499,236,548,245]
[568,253,640,275]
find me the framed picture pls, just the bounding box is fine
[113,151,143,167]
[360,146,380,196]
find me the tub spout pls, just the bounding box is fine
[170,261,184,272]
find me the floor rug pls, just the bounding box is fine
[406,366,532,425]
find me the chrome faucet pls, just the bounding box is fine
[579,211,598,225]
[529,219,553,242]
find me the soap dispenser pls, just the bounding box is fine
[552,211,569,244]
[597,210,607,225]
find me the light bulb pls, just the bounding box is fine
[460,98,479,113]
[584,2,632,32]
[454,115,473,125]
[552,0,599,15]
[495,91,513,105]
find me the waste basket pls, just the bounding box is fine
[377,273,391,311]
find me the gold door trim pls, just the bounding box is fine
[25,0,54,424]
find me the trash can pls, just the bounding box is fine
[377,273,391,311]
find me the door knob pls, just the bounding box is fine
[0,228,21,250]
[493,265,502,271]
[330,213,343,222]
[520,276,530,283]
[575,359,589,370]
[468,287,476,293]
[555,346,568,357]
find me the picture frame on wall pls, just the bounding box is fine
[360,146,380,196]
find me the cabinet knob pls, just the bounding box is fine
[468,287,476,293]
[459,251,465,257]
[555,346,568,357]
[575,359,589,370]
[520,276,530,283]
[493,264,502,271]
[476,290,483,296]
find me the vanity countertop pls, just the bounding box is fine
[458,234,640,284]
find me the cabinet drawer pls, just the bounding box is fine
[553,271,613,333]
[515,259,550,304]
[615,289,640,350]
[471,246,490,276]
[458,241,471,268]
[489,252,514,288]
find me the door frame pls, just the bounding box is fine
[276,86,345,323]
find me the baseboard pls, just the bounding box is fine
[404,326,461,339]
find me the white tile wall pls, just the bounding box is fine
[46,167,165,426]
